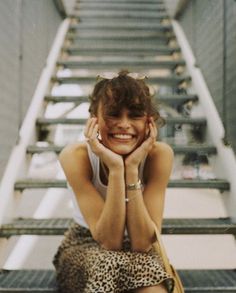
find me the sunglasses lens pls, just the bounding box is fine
[97,72,118,80]
[97,72,147,80]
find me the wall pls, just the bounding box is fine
[0,0,62,180]
[176,0,236,152]
[62,0,77,14]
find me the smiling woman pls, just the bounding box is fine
[53,70,175,293]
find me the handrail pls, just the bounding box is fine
[173,19,236,222]
[0,19,70,225]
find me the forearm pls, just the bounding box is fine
[125,169,156,252]
[94,167,126,250]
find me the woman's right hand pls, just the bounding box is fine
[84,117,124,170]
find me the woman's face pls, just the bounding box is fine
[96,103,149,155]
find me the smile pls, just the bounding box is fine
[109,134,134,140]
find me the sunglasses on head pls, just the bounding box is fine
[96,72,147,81]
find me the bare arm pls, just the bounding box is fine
[124,118,174,252]
[59,118,127,250]
[59,143,126,250]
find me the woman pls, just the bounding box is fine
[53,71,175,293]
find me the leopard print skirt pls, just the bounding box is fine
[53,223,174,293]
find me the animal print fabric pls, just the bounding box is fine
[53,223,174,293]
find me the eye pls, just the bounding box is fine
[104,111,120,119]
[129,111,146,119]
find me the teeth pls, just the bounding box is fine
[112,134,132,139]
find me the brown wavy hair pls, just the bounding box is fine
[89,70,165,127]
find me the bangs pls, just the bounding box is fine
[89,70,165,127]
[101,78,148,116]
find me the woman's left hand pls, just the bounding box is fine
[124,117,157,169]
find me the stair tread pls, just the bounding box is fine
[57,59,185,69]
[71,11,168,18]
[77,0,164,2]
[0,269,235,292]
[65,45,180,53]
[14,178,229,191]
[45,94,196,103]
[66,31,175,40]
[36,116,205,126]
[76,3,165,8]
[75,7,166,13]
[51,75,190,85]
[69,23,171,30]
[0,218,235,236]
[70,13,169,20]
[26,143,216,155]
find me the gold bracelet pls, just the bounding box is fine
[126,179,142,191]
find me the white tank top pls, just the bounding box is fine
[68,142,146,228]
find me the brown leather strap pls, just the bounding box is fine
[153,225,172,274]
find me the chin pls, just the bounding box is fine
[109,145,136,156]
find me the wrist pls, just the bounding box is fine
[109,165,124,176]
[125,170,139,185]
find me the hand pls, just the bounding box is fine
[124,117,157,170]
[84,117,124,170]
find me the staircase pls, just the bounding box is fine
[0,0,236,291]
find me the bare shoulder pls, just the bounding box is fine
[144,142,174,182]
[149,141,174,160]
[59,142,87,162]
[59,142,91,174]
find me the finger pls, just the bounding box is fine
[88,118,98,138]
[84,118,94,137]
[84,118,97,138]
[90,123,99,141]
[149,117,158,138]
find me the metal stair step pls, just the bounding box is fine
[69,23,172,31]
[66,31,175,41]
[77,18,168,24]
[14,178,229,191]
[44,94,197,104]
[71,13,169,21]
[64,46,180,56]
[67,38,175,46]
[26,143,216,156]
[70,11,168,19]
[57,59,185,69]
[74,5,166,12]
[77,0,164,3]
[76,2,165,7]
[51,75,189,85]
[36,117,205,128]
[0,218,235,237]
[0,269,235,292]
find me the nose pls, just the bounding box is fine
[116,114,131,129]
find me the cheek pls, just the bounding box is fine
[102,119,115,130]
[98,121,110,135]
